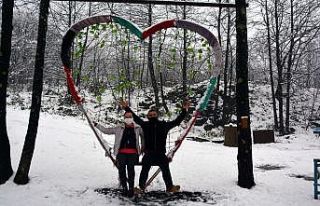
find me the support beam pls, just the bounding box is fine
[53,0,240,8]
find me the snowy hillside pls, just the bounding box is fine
[1,83,320,205]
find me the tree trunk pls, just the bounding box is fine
[223,2,232,124]
[285,0,294,134]
[228,45,234,97]
[140,42,146,89]
[126,31,132,103]
[235,0,255,189]
[0,0,14,185]
[76,3,92,91]
[160,72,169,113]
[182,5,188,97]
[67,0,75,104]
[156,29,169,112]
[147,4,160,108]
[274,0,284,135]
[213,0,222,124]
[265,0,279,130]
[14,0,50,185]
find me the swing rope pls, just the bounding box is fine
[64,66,117,167]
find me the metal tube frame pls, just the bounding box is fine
[52,0,243,8]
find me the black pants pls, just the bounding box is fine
[139,153,173,190]
[117,153,138,190]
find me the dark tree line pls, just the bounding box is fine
[250,0,320,134]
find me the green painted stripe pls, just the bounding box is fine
[199,77,217,112]
[112,16,143,39]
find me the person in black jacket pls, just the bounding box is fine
[120,100,190,193]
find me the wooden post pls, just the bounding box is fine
[224,125,238,147]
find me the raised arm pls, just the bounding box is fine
[93,122,116,134]
[120,100,145,126]
[166,109,187,129]
[166,100,190,129]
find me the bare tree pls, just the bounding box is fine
[0,0,14,185]
[235,0,255,189]
[251,0,320,133]
[14,0,50,184]
[147,4,160,108]
[284,0,294,133]
[264,0,279,130]
[182,4,188,97]
[75,3,92,91]
[213,0,223,124]
[274,0,285,135]
[222,0,233,125]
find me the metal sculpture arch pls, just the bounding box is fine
[60,14,222,188]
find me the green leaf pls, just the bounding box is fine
[202,41,208,47]
[133,44,139,51]
[168,62,176,69]
[170,48,176,53]
[100,40,105,48]
[101,24,107,31]
[99,85,106,94]
[187,47,194,53]
[187,88,195,96]
[96,95,102,103]
[82,75,90,82]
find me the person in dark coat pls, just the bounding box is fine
[120,100,190,193]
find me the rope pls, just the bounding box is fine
[64,67,117,167]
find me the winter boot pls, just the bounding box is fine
[121,186,128,196]
[134,186,145,195]
[127,188,134,198]
[166,185,180,193]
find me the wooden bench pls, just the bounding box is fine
[253,130,274,144]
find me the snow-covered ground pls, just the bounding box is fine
[1,107,319,206]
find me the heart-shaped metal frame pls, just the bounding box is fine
[60,15,223,176]
[61,15,222,104]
